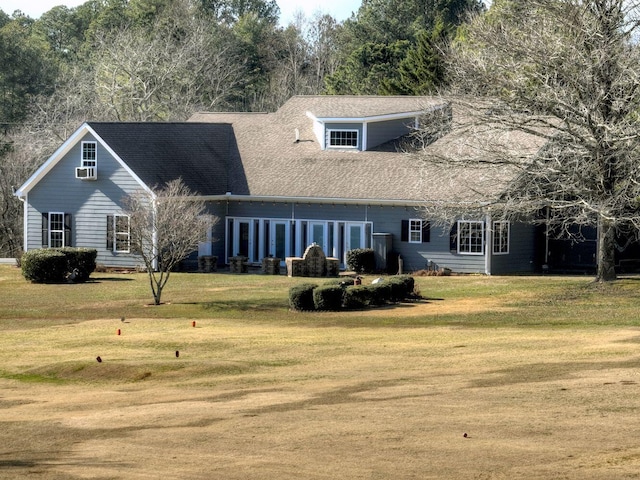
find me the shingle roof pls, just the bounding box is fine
[189,96,545,204]
[87,122,239,196]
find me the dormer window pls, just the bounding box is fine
[328,129,359,149]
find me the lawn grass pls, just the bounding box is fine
[3,265,640,328]
[2,265,640,479]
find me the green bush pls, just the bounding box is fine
[289,283,318,311]
[368,281,392,305]
[387,275,415,301]
[21,249,68,283]
[57,248,97,282]
[313,284,344,311]
[346,248,376,273]
[343,285,374,309]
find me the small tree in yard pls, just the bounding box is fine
[124,179,216,305]
[425,0,640,282]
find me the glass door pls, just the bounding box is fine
[270,221,289,263]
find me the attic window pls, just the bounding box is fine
[328,129,358,148]
[76,141,97,180]
[82,142,96,168]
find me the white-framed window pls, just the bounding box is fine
[42,212,71,248]
[328,129,359,148]
[107,214,130,253]
[458,220,484,255]
[409,219,423,243]
[49,212,65,248]
[82,141,97,168]
[402,219,430,243]
[492,221,510,255]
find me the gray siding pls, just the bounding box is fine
[366,118,413,150]
[369,206,486,273]
[491,222,537,274]
[26,133,146,268]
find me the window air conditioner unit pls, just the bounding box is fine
[75,166,96,180]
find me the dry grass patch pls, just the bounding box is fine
[2,266,640,478]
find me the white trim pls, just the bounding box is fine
[48,211,66,248]
[408,218,423,243]
[307,110,430,124]
[327,128,359,149]
[22,193,28,251]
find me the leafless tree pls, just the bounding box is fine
[123,179,217,305]
[422,0,640,281]
[93,11,245,121]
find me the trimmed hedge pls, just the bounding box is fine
[288,275,417,312]
[289,283,318,311]
[346,248,376,273]
[313,285,344,311]
[343,285,373,310]
[387,275,415,301]
[21,249,68,283]
[21,248,97,283]
[58,247,97,282]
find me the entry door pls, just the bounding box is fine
[270,221,289,261]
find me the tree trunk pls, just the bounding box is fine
[596,218,617,282]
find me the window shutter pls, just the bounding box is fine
[42,213,49,247]
[106,215,114,251]
[449,222,458,252]
[64,214,72,247]
[422,221,430,243]
[401,220,409,242]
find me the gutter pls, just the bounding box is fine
[198,193,490,209]
[198,193,428,208]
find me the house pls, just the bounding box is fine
[15,96,548,274]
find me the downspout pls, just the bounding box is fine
[20,193,27,252]
[485,212,492,275]
[152,197,158,272]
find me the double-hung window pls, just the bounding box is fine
[401,219,430,243]
[42,212,71,248]
[328,129,358,148]
[458,220,484,255]
[107,214,131,253]
[82,142,96,168]
[492,221,510,255]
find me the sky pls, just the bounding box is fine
[0,0,362,25]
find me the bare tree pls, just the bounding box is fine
[124,179,217,305]
[93,10,245,121]
[425,0,640,281]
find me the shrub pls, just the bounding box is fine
[387,275,415,301]
[368,281,392,305]
[343,285,374,309]
[289,283,318,311]
[21,249,68,283]
[57,248,97,282]
[346,248,376,273]
[313,284,344,311]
